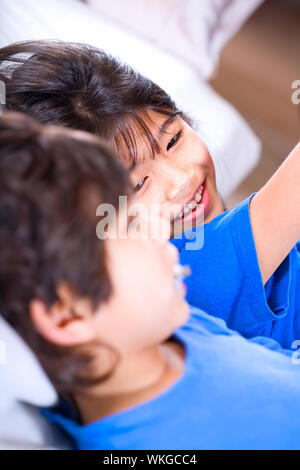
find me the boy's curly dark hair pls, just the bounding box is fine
[0,111,131,393]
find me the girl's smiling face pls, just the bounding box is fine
[122,110,224,238]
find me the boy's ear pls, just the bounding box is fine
[30,282,96,347]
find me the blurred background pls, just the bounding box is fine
[211,0,300,206]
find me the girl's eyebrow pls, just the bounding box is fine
[129,160,139,171]
[158,115,178,137]
[129,115,179,171]
[129,156,149,171]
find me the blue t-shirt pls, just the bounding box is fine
[43,307,300,450]
[171,195,300,350]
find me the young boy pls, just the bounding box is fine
[2,111,300,450]
[0,40,299,347]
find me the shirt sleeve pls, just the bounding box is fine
[187,305,293,360]
[171,195,299,347]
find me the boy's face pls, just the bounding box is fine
[31,208,189,359]
[125,111,224,238]
[94,213,190,354]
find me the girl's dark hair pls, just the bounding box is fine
[0,40,189,164]
[0,111,131,394]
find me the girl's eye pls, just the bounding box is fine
[167,131,182,151]
[134,176,148,192]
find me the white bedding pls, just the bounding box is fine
[0,401,72,450]
[88,0,264,79]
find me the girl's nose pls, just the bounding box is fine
[163,164,192,202]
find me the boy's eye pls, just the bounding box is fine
[134,176,148,192]
[167,131,182,151]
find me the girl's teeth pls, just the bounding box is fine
[195,191,202,203]
[177,184,204,219]
[189,200,197,210]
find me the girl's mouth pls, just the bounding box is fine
[174,180,210,226]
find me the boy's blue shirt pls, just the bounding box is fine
[171,195,300,350]
[43,306,300,450]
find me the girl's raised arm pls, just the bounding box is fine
[250,142,300,284]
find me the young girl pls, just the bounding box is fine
[0,40,299,346]
[1,111,300,450]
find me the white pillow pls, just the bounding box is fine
[0,316,57,406]
[0,317,69,449]
[0,400,71,450]
[87,0,264,79]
